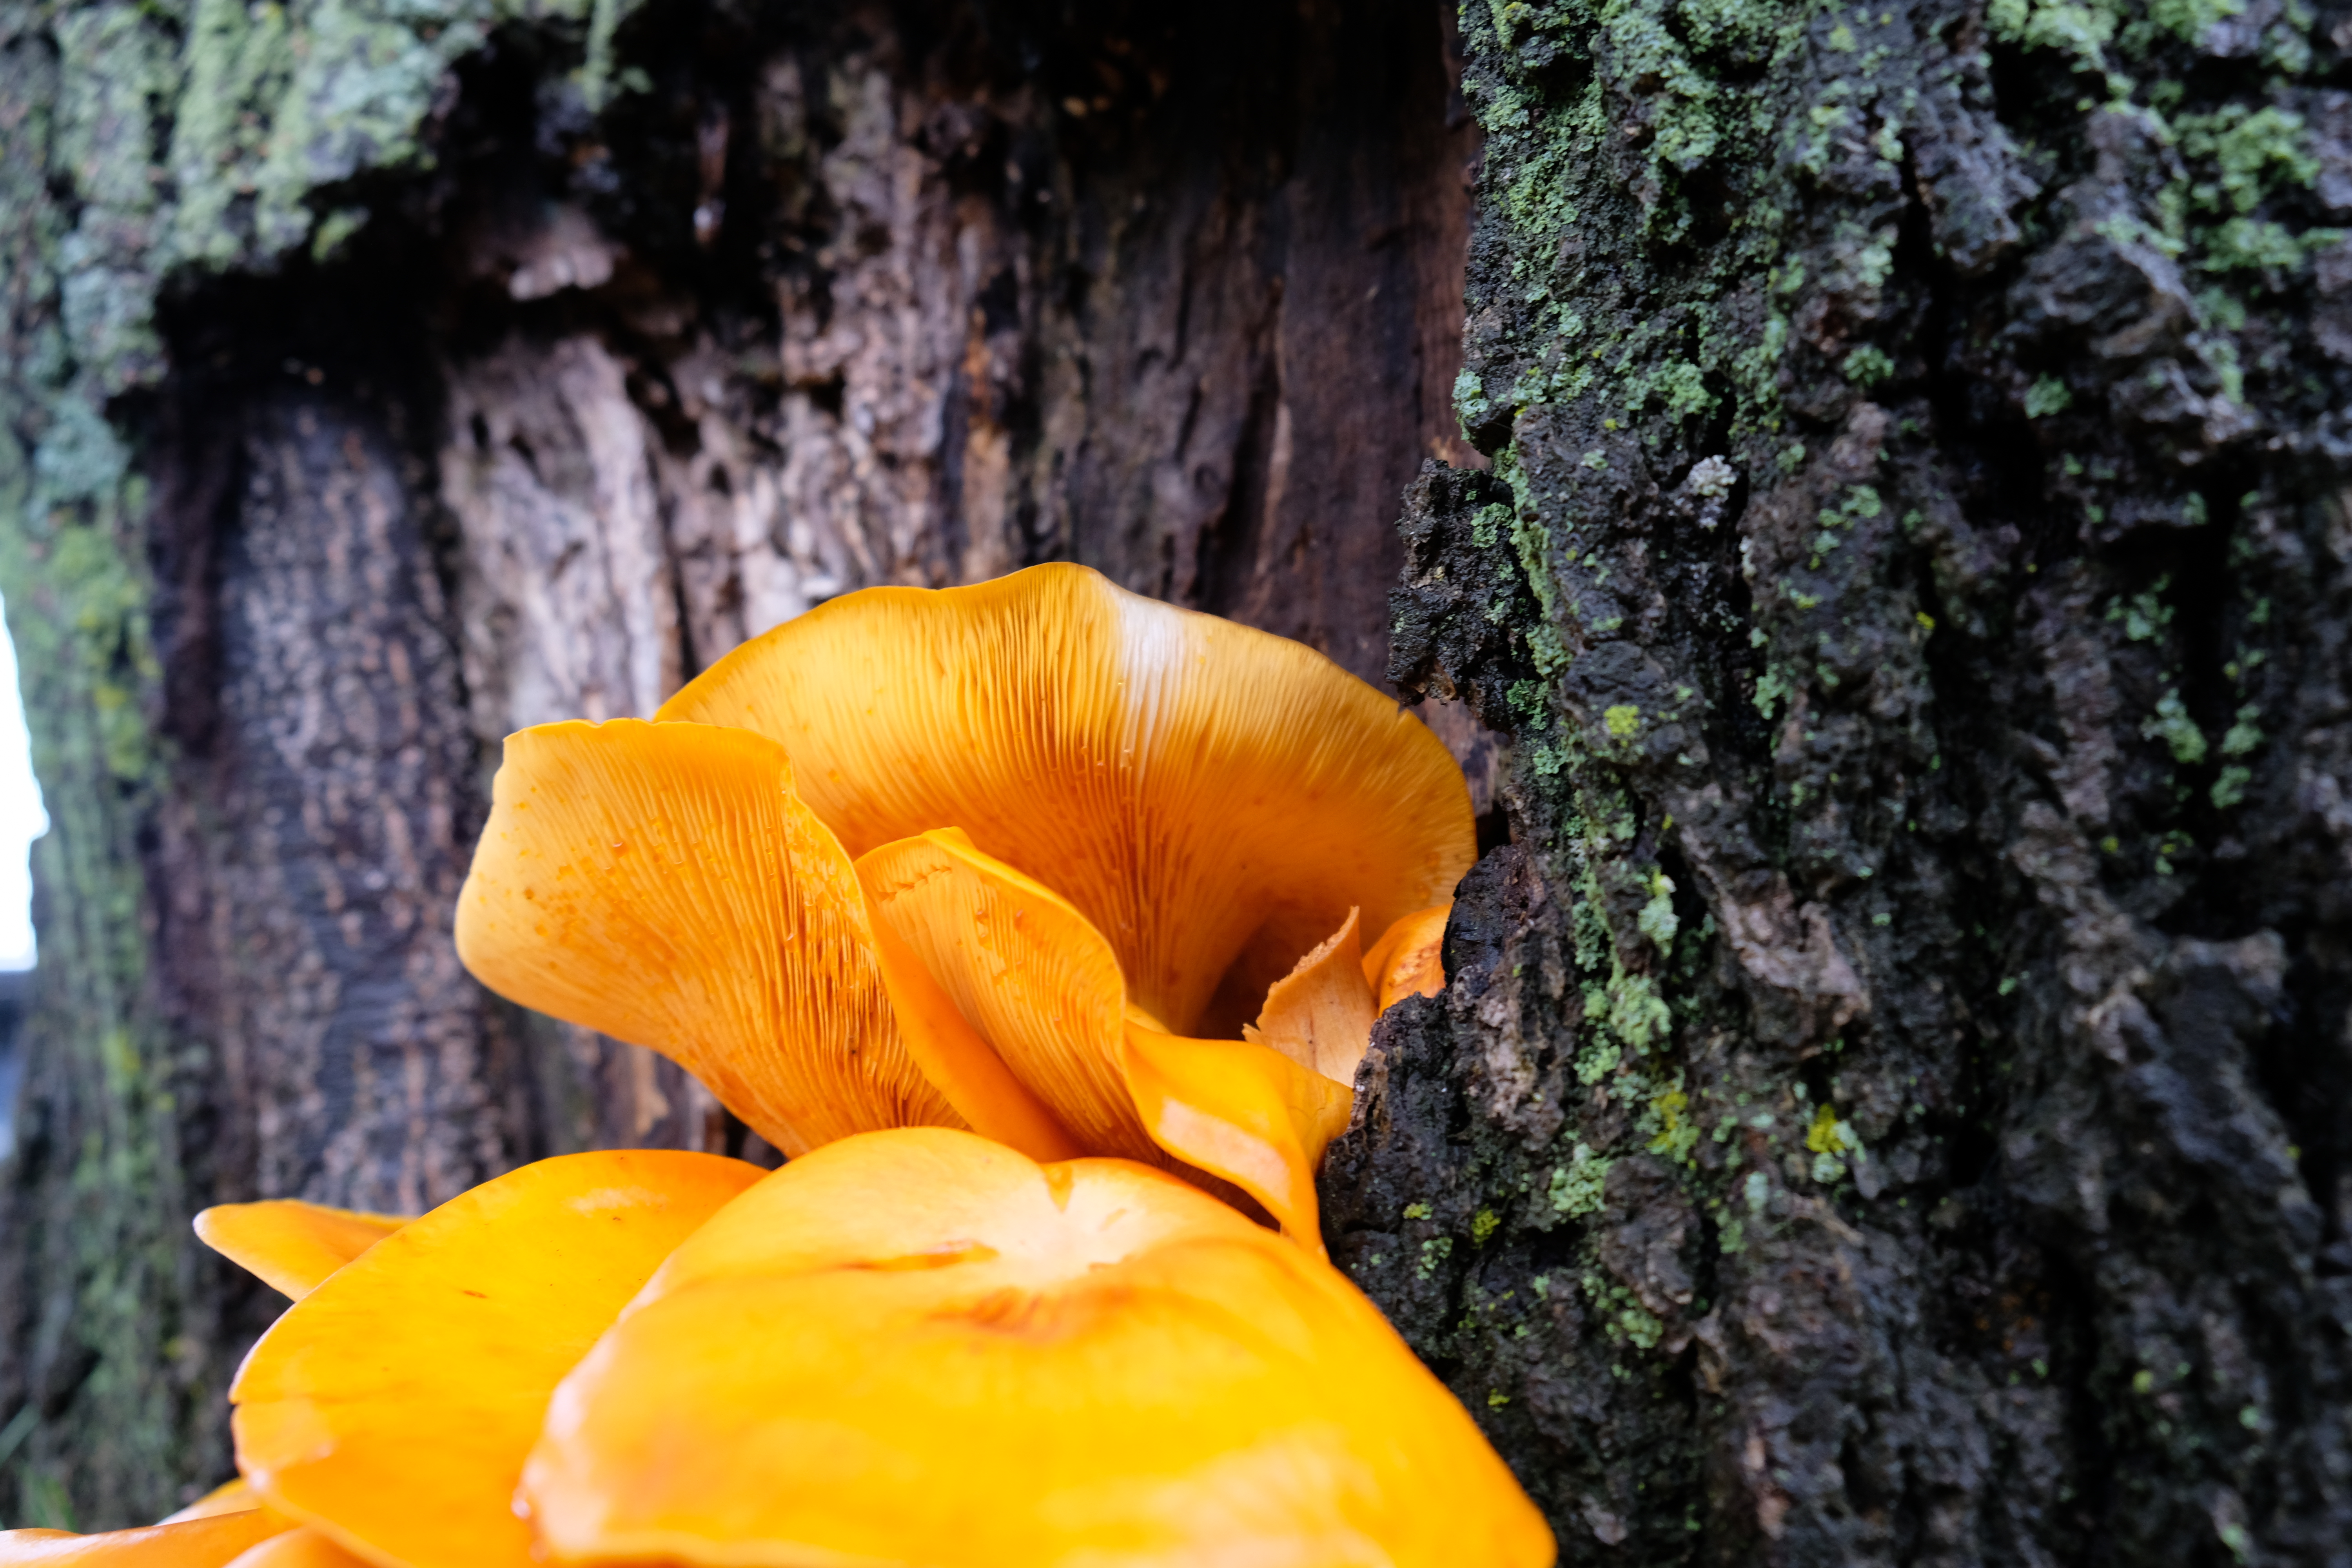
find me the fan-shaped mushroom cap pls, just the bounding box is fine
[524,1128,1555,1568]
[660,563,1474,1038]
[230,1150,762,1568]
[858,829,1354,1245]
[455,720,961,1154]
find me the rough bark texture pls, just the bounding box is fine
[0,0,1481,1528]
[1321,2,2352,1564]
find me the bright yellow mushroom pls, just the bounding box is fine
[527,1129,1552,1568]
[457,564,1473,1246]
[191,1131,1548,1568]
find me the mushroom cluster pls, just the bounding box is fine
[4,566,1553,1568]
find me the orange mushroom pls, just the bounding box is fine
[527,1129,1553,1568]
[192,1201,408,1303]
[457,564,1474,1247]
[227,1151,761,1568]
[190,1131,1548,1568]
[0,1511,293,1567]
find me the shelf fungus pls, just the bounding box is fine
[3,1133,1546,1568]
[454,563,1471,1247]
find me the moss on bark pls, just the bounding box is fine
[1325,0,2352,1560]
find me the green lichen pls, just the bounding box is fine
[2108,576,2176,642]
[1549,1143,1611,1216]
[1615,1302,1666,1350]
[2025,376,2075,417]
[1987,0,2120,74]
[1843,345,1895,387]
[1645,1084,1699,1164]
[45,0,632,397]
[1804,1103,1862,1183]
[2176,105,2320,216]
[2220,703,2263,758]
[2202,218,2308,273]
[2141,688,2209,765]
[1637,871,1680,953]
[1602,969,1672,1053]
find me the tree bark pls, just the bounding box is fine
[1321,3,2352,1564]
[0,0,1481,1528]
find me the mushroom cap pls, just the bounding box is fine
[230,1150,764,1568]
[455,720,961,1154]
[660,562,1474,1037]
[524,1128,1556,1568]
[454,566,1471,1231]
[193,1201,408,1303]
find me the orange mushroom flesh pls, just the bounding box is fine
[228,1149,763,1568]
[658,564,1471,1038]
[218,1532,373,1568]
[191,1203,408,1303]
[454,720,963,1155]
[1246,906,1380,1082]
[1361,902,1451,1013]
[0,1510,291,1567]
[524,1128,1555,1568]
[456,563,1471,1242]
[856,829,1360,1248]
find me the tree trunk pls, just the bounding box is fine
[0,0,1480,1528]
[5,0,2351,1561]
[1320,2,2352,1563]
